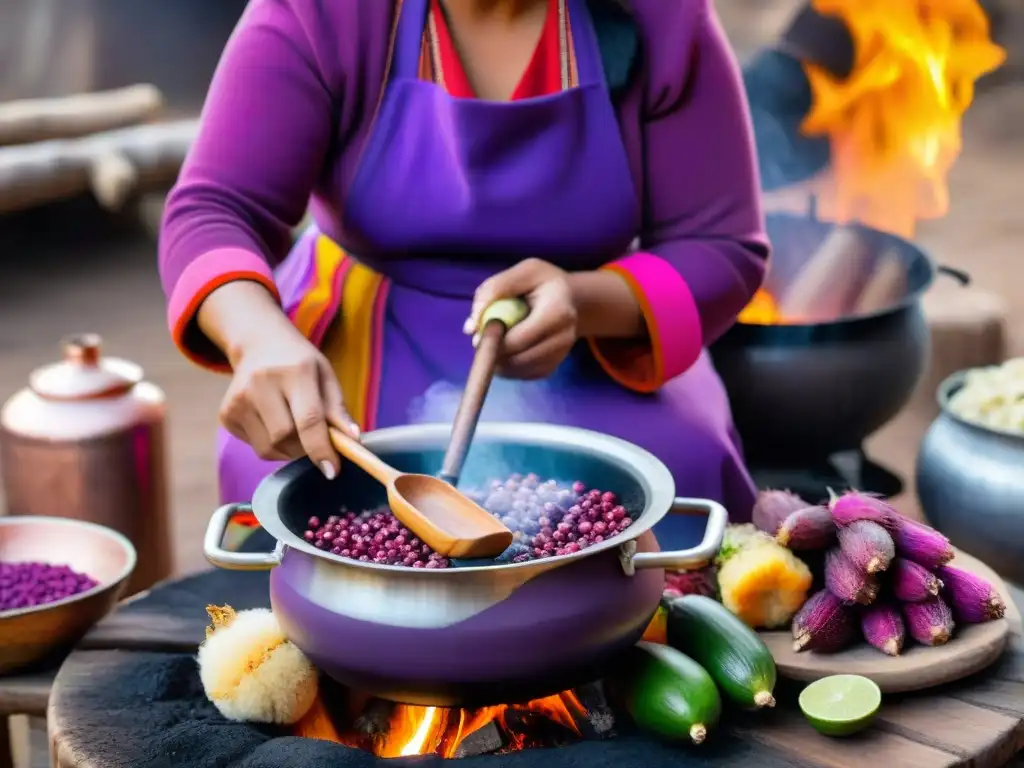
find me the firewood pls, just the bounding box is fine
[0,85,164,146]
[453,722,504,757]
[352,698,395,738]
[778,226,874,322]
[854,250,907,315]
[0,119,197,214]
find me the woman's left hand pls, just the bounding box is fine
[466,258,578,380]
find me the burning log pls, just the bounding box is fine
[0,85,164,146]
[575,681,617,739]
[352,698,396,740]
[293,686,609,758]
[453,723,505,758]
[501,707,579,750]
[778,226,874,322]
[0,118,197,214]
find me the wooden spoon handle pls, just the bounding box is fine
[440,298,530,486]
[329,428,399,485]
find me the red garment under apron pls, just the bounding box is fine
[428,0,563,99]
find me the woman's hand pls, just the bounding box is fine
[466,259,578,380]
[221,321,359,476]
[199,282,359,478]
[466,259,647,379]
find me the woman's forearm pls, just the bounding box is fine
[158,0,338,372]
[197,281,294,367]
[568,270,646,340]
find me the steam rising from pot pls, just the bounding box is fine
[407,378,567,484]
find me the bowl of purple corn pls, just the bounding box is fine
[0,516,136,674]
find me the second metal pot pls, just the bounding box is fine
[204,423,725,707]
[917,372,1024,583]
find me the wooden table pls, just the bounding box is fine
[0,667,55,768]
[44,566,1024,768]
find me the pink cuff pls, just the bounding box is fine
[167,248,281,372]
[588,252,703,393]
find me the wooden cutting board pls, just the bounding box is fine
[759,549,1017,693]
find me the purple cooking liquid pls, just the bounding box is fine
[0,561,99,612]
[302,474,634,568]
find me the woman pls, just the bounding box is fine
[159,0,769,520]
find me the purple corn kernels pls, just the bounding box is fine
[301,475,636,568]
[0,561,98,613]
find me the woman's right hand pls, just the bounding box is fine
[197,280,359,478]
[219,318,359,478]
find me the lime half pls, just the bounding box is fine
[799,675,881,737]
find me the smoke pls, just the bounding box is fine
[407,378,554,425]
[406,376,570,484]
[742,48,831,193]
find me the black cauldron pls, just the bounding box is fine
[711,212,970,463]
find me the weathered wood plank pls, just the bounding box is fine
[876,695,1024,766]
[737,708,961,768]
[954,678,1024,719]
[79,611,201,653]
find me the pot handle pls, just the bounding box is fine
[937,265,971,286]
[625,498,727,575]
[203,503,283,571]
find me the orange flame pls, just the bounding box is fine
[800,0,1005,238]
[295,691,587,758]
[737,289,785,325]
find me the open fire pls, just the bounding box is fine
[294,685,614,758]
[741,0,1005,326]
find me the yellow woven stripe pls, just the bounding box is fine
[291,237,345,339]
[320,260,385,429]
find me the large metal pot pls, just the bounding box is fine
[916,372,1024,583]
[711,212,970,463]
[203,423,725,708]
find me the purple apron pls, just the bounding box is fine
[217,0,757,522]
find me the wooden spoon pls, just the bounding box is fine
[329,428,513,559]
[438,298,530,488]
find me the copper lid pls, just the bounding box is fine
[29,334,143,401]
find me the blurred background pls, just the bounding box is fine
[0,0,1019,578]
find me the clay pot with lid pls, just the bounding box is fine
[0,334,171,594]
